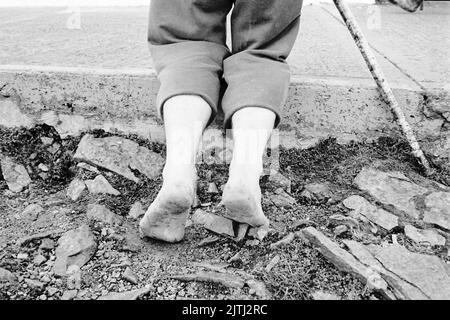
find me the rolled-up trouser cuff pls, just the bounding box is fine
[221,52,291,129]
[150,41,230,126]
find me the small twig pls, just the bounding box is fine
[333,0,433,176]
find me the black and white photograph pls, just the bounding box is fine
[0,0,449,308]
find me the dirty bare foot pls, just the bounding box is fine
[222,165,269,228]
[139,166,196,243]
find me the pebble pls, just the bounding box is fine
[53,224,97,277]
[67,265,82,290]
[312,290,340,300]
[265,255,281,272]
[246,279,271,299]
[18,204,44,221]
[40,238,55,250]
[268,171,292,193]
[86,204,123,226]
[245,239,260,247]
[77,162,100,173]
[207,182,219,194]
[268,188,296,208]
[123,267,138,285]
[334,225,349,236]
[61,290,78,300]
[66,178,86,201]
[24,279,45,289]
[17,253,29,260]
[248,225,269,241]
[128,201,145,219]
[38,163,49,172]
[85,175,121,196]
[40,137,54,146]
[270,233,295,249]
[47,143,60,155]
[228,252,242,263]
[197,236,220,247]
[47,287,59,296]
[0,267,17,283]
[303,182,334,201]
[1,156,32,192]
[33,254,47,266]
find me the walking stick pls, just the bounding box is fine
[332,0,434,176]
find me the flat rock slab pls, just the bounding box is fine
[370,244,450,300]
[343,240,428,300]
[354,168,427,219]
[86,204,123,225]
[343,195,399,231]
[404,225,446,246]
[302,227,370,278]
[85,175,120,196]
[342,240,422,299]
[98,287,150,300]
[191,209,235,238]
[74,134,163,183]
[0,156,31,192]
[301,227,389,295]
[171,271,245,289]
[342,240,385,272]
[53,224,97,277]
[423,192,450,231]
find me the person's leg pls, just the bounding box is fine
[139,96,210,243]
[221,0,303,227]
[140,0,233,243]
[387,0,424,12]
[221,107,275,227]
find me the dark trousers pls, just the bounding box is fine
[148,0,303,128]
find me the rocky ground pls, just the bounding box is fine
[1,124,450,300]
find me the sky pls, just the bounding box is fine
[0,0,375,7]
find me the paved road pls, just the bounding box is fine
[0,3,448,90]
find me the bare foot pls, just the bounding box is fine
[139,169,196,243]
[221,167,269,228]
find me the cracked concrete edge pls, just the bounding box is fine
[0,65,449,157]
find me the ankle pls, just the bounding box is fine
[228,162,262,186]
[162,163,197,184]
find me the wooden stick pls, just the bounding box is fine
[332,0,433,176]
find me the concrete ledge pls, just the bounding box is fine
[0,65,449,158]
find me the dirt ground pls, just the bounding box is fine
[0,124,449,300]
